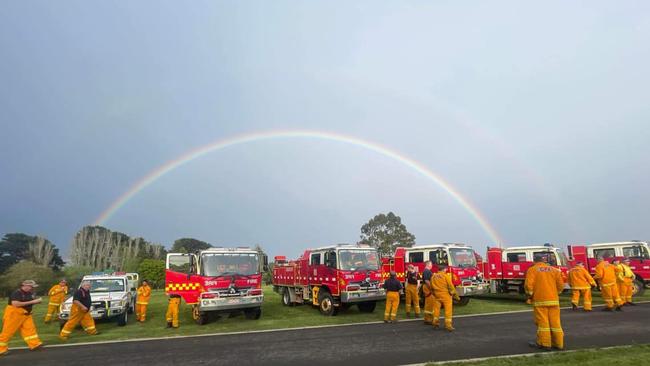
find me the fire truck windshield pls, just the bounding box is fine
[201,253,260,277]
[448,248,477,268]
[338,250,380,271]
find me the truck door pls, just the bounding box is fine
[502,251,527,279]
[166,253,201,304]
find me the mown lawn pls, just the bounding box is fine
[2,286,648,348]
[427,344,650,366]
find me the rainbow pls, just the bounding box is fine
[93,130,504,244]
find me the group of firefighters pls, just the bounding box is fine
[383,261,461,331]
[381,255,638,352]
[0,279,182,356]
[0,256,641,356]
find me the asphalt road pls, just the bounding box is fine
[6,304,650,366]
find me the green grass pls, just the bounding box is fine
[426,344,650,365]
[2,287,648,348]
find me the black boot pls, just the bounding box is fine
[571,304,578,311]
[602,307,613,312]
[615,306,623,312]
[166,322,173,328]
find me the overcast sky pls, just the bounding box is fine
[1,1,649,259]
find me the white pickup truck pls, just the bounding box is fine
[59,273,138,326]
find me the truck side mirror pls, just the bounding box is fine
[131,287,136,291]
[188,255,196,279]
[263,254,269,272]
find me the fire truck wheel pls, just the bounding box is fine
[281,288,294,307]
[244,307,262,320]
[453,296,470,306]
[632,279,645,296]
[357,301,376,313]
[318,291,338,316]
[117,310,128,326]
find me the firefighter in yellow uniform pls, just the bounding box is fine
[382,271,402,323]
[0,280,43,356]
[525,255,564,351]
[60,281,97,340]
[404,265,421,318]
[431,264,460,331]
[568,262,596,311]
[44,279,68,323]
[166,294,181,328]
[421,261,434,324]
[136,279,152,322]
[617,258,636,305]
[593,257,624,311]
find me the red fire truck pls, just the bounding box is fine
[567,241,649,296]
[382,243,488,305]
[482,244,569,294]
[165,247,268,324]
[272,244,385,316]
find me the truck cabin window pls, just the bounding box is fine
[168,255,191,273]
[623,246,650,259]
[338,250,379,271]
[408,252,424,263]
[506,252,526,263]
[310,253,321,266]
[202,253,260,277]
[324,251,337,268]
[429,250,448,266]
[593,248,616,261]
[533,251,557,266]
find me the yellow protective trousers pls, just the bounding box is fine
[0,305,42,354]
[432,292,453,329]
[384,291,400,321]
[404,283,420,316]
[166,298,181,328]
[601,282,624,309]
[422,284,434,323]
[44,303,61,323]
[60,304,97,339]
[534,305,563,349]
[135,303,148,322]
[618,280,633,303]
[571,289,593,311]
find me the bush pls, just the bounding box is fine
[137,259,165,289]
[0,261,56,297]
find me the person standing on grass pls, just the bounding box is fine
[0,280,43,356]
[166,294,181,328]
[60,281,98,340]
[44,279,68,323]
[382,271,402,323]
[525,254,565,351]
[136,279,152,322]
[617,258,636,306]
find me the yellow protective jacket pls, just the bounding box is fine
[568,266,596,290]
[430,271,457,298]
[616,264,634,284]
[136,285,152,305]
[594,261,617,286]
[48,284,68,305]
[524,262,564,307]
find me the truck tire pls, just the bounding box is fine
[318,291,338,316]
[117,310,128,326]
[632,279,645,297]
[192,305,210,325]
[454,296,470,306]
[357,301,376,313]
[244,307,262,320]
[281,288,294,307]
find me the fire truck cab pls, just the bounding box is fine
[383,243,488,306]
[165,247,268,325]
[272,244,385,316]
[568,241,649,296]
[483,244,569,294]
